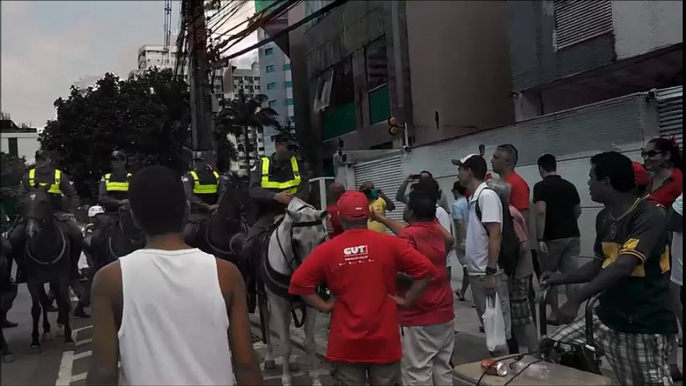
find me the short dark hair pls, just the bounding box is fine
[590,151,635,193]
[537,154,557,172]
[413,179,440,203]
[497,144,519,166]
[419,170,433,178]
[407,190,436,221]
[129,165,187,236]
[452,180,467,195]
[462,156,488,180]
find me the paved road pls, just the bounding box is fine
[2,281,682,385]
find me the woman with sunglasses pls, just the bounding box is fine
[643,137,683,208]
[643,137,683,382]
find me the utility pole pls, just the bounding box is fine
[186,0,215,164]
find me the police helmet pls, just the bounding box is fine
[111,150,127,162]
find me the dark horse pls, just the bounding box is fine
[90,207,145,271]
[23,186,77,351]
[1,235,16,363]
[187,178,255,264]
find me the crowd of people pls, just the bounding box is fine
[311,138,682,385]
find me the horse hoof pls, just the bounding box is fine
[288,361,300,372]
[42,332,53,342]
[56,325,64,337]
[1,353,15,363]
[264,359,277,370]
[29,345,41,354]
[282,377,292,386]
[312,378,322,386]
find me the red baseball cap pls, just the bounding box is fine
[337,191,369,221]
[632,162,650,187]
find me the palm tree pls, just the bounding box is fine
[214,92,280,173]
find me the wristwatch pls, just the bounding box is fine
[485,266,497,275]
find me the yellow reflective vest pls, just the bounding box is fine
[260,156,301,194]
[190,170,220,194]
[104,173,131,192]
[28,168,62,194]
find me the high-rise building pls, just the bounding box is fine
[256,28,293,155]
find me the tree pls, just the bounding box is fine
[214,92,280,172]
[0,152,27,219]
[39,68,191,198]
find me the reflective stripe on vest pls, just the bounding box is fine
[190,171,220,194]
[28,169,62,194]
[105,173,131,192]
[260,156,301,194]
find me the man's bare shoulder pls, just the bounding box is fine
[93,260,122,295]
[215,258,244,292]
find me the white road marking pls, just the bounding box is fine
[69,372,87,382]
[55,350,74,386]
[75,338,92,346]
[73,350,92,360]
[72,325,93,334]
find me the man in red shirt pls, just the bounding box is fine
[325,183,346,238]
[372,188,455,386]
[491,144,530,224]
[289,191,436,386]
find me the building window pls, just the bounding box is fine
[365,36,389,91]
[267,82,276,90]
[268,100,277,108]
[554,0,612,50]
[255,77,260,81]
[8,137,18,157]
[255,85,261,91]
[245,76,252,81]
[321,56,356,140]
[286,98,294,105]
[266,65,275,73]
[284,63,291,71]
[285,81,293,88]
[265,47,274,56]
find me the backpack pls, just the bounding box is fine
[474,188,520,278]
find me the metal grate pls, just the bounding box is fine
[554,0,613,51]
[657,86,683,147]
[354,153,406,227]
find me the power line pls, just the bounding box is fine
[213,0,348,67]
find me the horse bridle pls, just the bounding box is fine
[274,205,325,273]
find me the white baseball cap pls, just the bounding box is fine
[88,205,105,218]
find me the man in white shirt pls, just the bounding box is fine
[451,154,511,354]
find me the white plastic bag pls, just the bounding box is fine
[482,293,507,352]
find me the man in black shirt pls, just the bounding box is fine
[542,151,675,385]
[533,154,582,324]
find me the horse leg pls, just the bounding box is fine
[39,288,52,342]
[26,280,43,352]
[303,308,321,386]
[270,294,294,386]
[0,323,14,363]
[54,279,74,346]
[259,290,277,371]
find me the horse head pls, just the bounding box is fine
[25,185,54,239]
[281,198,328,266]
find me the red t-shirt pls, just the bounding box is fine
[397,222,454,327]
[289,229,436,364]
[325,204,344,238]
[505,172,531,211]
[647,168,683,208]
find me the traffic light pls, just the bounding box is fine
[388,116,402,136]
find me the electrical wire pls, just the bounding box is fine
[502,357,549,386]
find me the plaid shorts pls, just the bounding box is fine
[508,276,533,326]
[549,312,673,385]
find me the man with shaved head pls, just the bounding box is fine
[325,183,346,238]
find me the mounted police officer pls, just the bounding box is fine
[8,149,83,281]
[182,153,226,245]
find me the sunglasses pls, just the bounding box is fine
[641,150,663,158]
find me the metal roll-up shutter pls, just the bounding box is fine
[553,0,613,51]
[353,153,405,226]
[657,86,683,147]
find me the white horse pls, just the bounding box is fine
[260,198,328,386]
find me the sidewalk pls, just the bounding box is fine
[251,275,683,384]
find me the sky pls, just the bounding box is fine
[1,1,258,128]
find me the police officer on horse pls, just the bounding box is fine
[8,149,83,282]
[90,150,132,252]
[182,152,227,246]
[242,132,309,310]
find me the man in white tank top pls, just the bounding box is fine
[86,165,263,386]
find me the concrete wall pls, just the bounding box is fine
[613,1,683,60]
[508,0,616,92]
[406,1,514,146]
[1,132,40,164]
